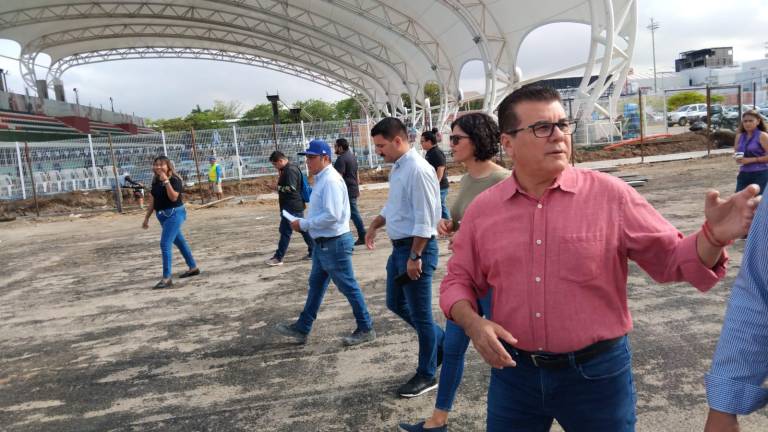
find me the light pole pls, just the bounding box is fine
[109,96,114,112]
[647,18,660,92]
[73,87,80,106]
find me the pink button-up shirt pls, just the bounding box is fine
[440,167,727,353]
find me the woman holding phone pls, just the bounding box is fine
[400,113,508,432]
[142,156,200,289]
[734,109,768,194]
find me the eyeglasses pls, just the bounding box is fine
[450,134,470,145]
[507,120,577,138]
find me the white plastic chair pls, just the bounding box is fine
[33,171,50,193]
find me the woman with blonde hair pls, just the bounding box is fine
[142,156,200,289]
[734,110,768,194]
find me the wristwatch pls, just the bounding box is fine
[408,251,422,261]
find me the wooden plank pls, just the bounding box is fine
[195,195,235,209]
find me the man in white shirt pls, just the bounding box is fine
[366,118,444,398]
[275,139,375,347]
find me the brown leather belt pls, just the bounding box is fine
[503,336,623,369]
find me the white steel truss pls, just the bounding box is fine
[0,0,637,129]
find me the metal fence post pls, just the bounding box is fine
[232,124,243,197]
[639,89,645,164]
[189,128,206,204]
[107,133,123,213]
[365,113,374,168]
[299,119,309,173]
[348,116,356,155]
[87,134,99,188]
[22,141,40,217]
[15,141,26,199]
[662,90,669,135]
[161,130,168,156]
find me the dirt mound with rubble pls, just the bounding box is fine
[574,130,735,162]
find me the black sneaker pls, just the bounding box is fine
[179,268,200,279]
[275,321,308,345]
[342,328,376,346]
[397,373,437,398]
[152,279,173,290]
[354,238,366,246]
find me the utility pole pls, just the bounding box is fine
[647,18,660,92]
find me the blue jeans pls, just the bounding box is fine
[435,293,491,412]
[736,169,768,195]
[386,237,444,379]
[274,209,313,260]
[487,336,636,432]
[295,232,372,334]
[439,188,450,220]
[156,206,197,279]
[349,197,366,239]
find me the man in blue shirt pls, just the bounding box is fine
[705,191,768,432]
[366,118,445,398]
[275,139,375,347]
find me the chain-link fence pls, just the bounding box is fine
[0,119,389,204]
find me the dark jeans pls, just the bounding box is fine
[349,197,366,238]
[156,206,197,279]
[487,336,636,432]
[274,209,313,260]
[435,292,491,411]
[736,169,768,195]
[386,237,444,379]
[439,188,450,220]
[294,232,373,334]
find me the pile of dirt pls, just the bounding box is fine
[573,131,735,162]
[1,190,116,217]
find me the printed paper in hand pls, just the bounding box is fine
[282,210,299,222]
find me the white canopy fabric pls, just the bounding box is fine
[0,0,637,124]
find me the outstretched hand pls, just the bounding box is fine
[705,184,761,241]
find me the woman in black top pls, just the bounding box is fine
[142,156,200,289]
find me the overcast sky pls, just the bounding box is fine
[0,0,765,119]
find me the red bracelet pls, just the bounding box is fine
[701,221,734,248]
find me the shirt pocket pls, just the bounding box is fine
[558,232,606,284]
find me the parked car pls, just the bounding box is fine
[699,104,723,123]
[667,103,708,126]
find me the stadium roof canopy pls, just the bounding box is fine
[0,0,637,126]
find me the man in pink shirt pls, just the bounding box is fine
[440,85,761,431]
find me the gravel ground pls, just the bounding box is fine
[1,154,767,431]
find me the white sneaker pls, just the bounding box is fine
[265,257,283,266]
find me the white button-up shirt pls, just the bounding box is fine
[299,164,350,239]
[381,148,440,240]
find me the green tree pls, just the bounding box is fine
[212,100,243,119]
[296,99,335,121]
[185,110,226,130]
[335,97,362,119]
[424,82,441,105]
[400,93,413,110]
[147,117,190,131]
[667,91,706,111]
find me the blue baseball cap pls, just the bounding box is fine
[298,139,332,156]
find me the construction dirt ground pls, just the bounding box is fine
[2,152,768,431]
